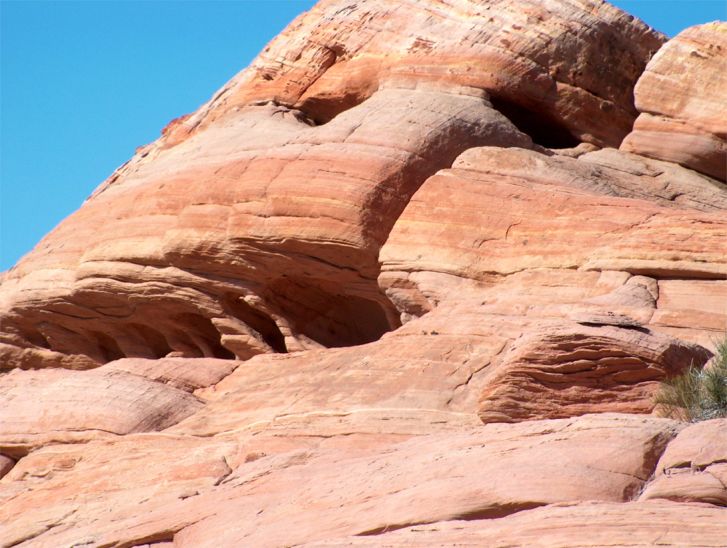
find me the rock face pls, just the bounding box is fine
[303,501,727,547]
[640,419,727,506]
[1,1,726,546]
[622,22,727,181]
[477,324,712,423]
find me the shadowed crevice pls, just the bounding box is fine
[490,96,581,149]
[268,276,397,348]
[356,502,545,537]
[221,293,287,353]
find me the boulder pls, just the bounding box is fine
[622,23,727,180]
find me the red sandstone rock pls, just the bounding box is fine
[303,501,727,547]
[379,146,727,322]
[0,434,238,547]
[0,367,203,458]
[105,356,237,393]
[0,455,14,480]
[1,1,726,546]
[0,0,666,371]
[477,323,711,423]
[640,418,727,506]
[182,0,664,146]
[622,23,727,180]
[0,414,681,547]
[0,87,532,370]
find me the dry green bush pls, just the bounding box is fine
[654,335,727,422]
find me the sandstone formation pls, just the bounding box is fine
[1,0,726,546]
[0,0,669,372]
[0,415,684,547]
[477,324,712,423]
[0,366,203,458]
[304,501,727,547]
[622,22,727,180]
[640,418,727,506]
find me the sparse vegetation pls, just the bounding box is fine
[654,335,727,422]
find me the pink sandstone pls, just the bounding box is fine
[0,414,683,547]
[303,501,727,547]
[622,23,727,180]
[640,418,727,506]
[0,1,726,546]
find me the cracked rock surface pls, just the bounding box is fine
[1,0,725,546]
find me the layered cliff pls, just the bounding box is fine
[1,1,726,546]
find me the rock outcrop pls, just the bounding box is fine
[622,22,727,180]
[640,418,727,506]
[304,501,727,547]
[0,414,684,547]
[1,0,726,546]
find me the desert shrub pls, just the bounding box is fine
[654,335,727,422]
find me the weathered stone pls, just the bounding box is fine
[0,0,667,371]
[477,323,711,423]
[622,23,727,180]
[105,356,237,393]
[0,435,238,547]
[303,501,727,547]
[0,455,14,480]
[0,88,531,370]
[0,367,203,457]
[178,0,663,146]
[379,146,727,319]
[0,2,725,546]
[641,418,727,506]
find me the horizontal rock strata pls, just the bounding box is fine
[0,414,683,547]
[477,323,712,423]
[640,418,727,506]
[621,22,727,180]
[1,1,726,546]
[303,501,727,547]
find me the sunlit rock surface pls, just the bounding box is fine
[622,22,727,181]
[1,0,725,546]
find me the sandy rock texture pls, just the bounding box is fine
[640,418,727,506]
[0,0,668,371]
[304,501,727,547]
[622,22,727,180]
[0,415,685,547]
[1,0,726,546]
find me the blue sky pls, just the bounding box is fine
[1,0,725,271]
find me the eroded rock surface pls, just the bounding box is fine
[0,415,683,547]
[304,501,727,547]
[0,367,203,458]
[641,418,727,506]
[477,323,711,423]
[0,0,668,371]
[1,0,726,546]
[622,23,727,180]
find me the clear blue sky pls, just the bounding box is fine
[1,0,725,271]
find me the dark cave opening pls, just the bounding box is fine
[268,277,397,349]
[296,91,370,125]
[129,323,174,359]
[89,330,125,362]
[172,313,236,359]
[221,293,287,353]
[490,96,581,149]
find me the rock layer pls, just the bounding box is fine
[640,419,727,506]
[304,501,727,547]
[477,323,711,423]
[622,23,727,180]
[0,414,683,547]
[0,366,203,458]
[0,0,667,371]
[1,1,727,546]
